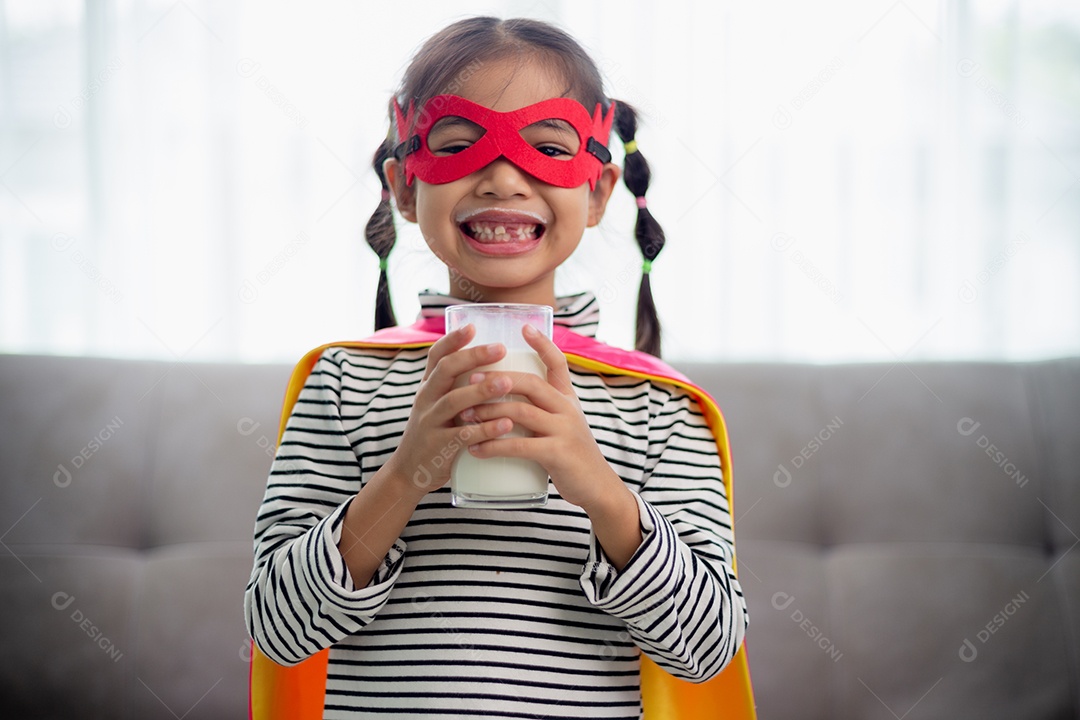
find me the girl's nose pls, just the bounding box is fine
[474,156,532,198]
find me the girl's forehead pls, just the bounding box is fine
[443,56,577,113]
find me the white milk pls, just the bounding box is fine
[451,349,550,506]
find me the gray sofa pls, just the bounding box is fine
[1,352,1077,719]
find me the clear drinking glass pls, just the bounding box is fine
[445,303,553,509]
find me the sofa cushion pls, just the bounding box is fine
[0,354,290,719]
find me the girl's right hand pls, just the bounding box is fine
[382,324,513,501]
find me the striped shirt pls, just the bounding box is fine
[245,290,748,719]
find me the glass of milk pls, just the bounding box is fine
[445,303,553,509]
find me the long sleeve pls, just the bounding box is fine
[579,383,748,683]
[244,348,407,667]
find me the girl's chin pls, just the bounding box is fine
[459,226,542,256]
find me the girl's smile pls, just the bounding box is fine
[383,56,620,306]
[457,207,547,256]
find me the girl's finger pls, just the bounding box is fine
[467,433,543,461]
[522,325,574,396]
[425,337,507,395]
[435,371,514,426]
[470,371,564,415]
[457,416,515,446]
[423,324,475,381]
[462,400,550,436]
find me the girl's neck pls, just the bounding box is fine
[449,273,557,308]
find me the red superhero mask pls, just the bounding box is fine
[392,95,616,190]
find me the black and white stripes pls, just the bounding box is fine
[245,292,747,719]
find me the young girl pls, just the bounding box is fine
[246,16,752,720]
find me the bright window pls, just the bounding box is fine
[1,0,1077,362]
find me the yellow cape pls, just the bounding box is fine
[249,337,757,719]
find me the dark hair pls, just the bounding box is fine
[365,16,666,356]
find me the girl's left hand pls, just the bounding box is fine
[459,324,622,512]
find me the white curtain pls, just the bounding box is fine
[2,0,1077,363]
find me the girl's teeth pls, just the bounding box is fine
[467,222,537,242]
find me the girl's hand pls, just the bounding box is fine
[381,325,519,502]
[459,325,625,513]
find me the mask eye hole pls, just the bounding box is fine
[426,116,485,155]
[520,119,581,160]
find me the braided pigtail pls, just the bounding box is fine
[612,100,665,357]
[364,137,398,330]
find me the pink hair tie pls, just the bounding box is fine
[381,189,391,201]
[635,196,648,209]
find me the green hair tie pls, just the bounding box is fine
[379,258,388,272]
[642,259,653,274]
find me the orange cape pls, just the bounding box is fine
[249,319,757,719]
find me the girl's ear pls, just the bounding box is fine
[383,157,417,223]
[587,162,622,227]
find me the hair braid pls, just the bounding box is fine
[612,100,664,357]
[364,137,398,330]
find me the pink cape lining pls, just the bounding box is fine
[367,315,698,391]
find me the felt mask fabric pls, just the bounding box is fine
[393,95,616,190]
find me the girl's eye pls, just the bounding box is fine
[521,119,580,158]
[426,116,485,156]
[536,145,571,158]
[436,143,471,155]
